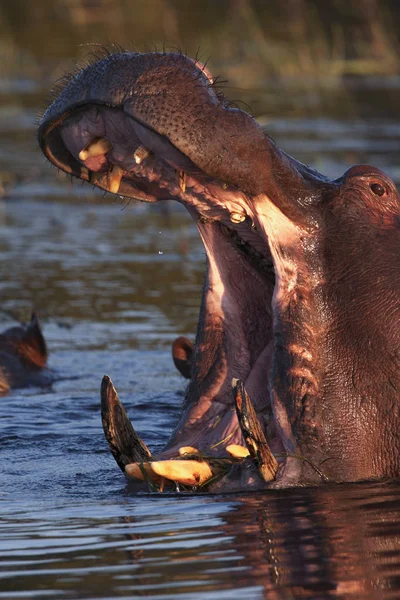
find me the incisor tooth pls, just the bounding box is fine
[178,446,199,456]
[229,211,246,224]
[226,444,250,458]
[107,165,123,194]
[133,145,150,164]
[151,459,213,486]
[125,462,155,481]
[79,138,111,161]
[177,170,186,193]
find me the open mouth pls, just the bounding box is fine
[38,51,327,491]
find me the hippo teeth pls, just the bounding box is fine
[229,211,246,224]
[125,462,156,481]
[233,378,279,482]
[125,457,229,488]
[133,145,151,164]
[226,444,250,458]
[177,170,187,193]
[178,446,199,456]
[79,137,111,161]
[107,165,124,194]
[101,374,279,491]
[100,376,152,472]
[151,459,214,485]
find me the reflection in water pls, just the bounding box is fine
[228,484,400,598]
[1,484,400,599]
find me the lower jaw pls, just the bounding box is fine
[101,375,283,493]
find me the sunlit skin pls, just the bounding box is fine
[39,51,400,490]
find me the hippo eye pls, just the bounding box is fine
[370,182,386,196]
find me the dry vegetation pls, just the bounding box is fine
[1,0,399,79]
[1,0,399,118]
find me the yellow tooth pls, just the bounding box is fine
[229,211,246,224]
[177,170,186,193]
[107,165,123,194]
[151,459,213,486]
[125,462,155,481]
[226,444,250,458]
[133,145,150,164]
[178,446,199,456]
[79,138,111,161]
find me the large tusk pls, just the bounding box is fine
[151,459,213,486]
[232,378,278,482]
[79,137,111,161]
[107,165,124,194]
[101,375,151,472]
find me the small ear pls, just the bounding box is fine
[172,336,193,379]
[18,313,48,368]
[0,372,10,396]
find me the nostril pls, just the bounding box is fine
[370,182,385,196]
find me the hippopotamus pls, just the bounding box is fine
[38,51,400,491]
[0,313,50,395]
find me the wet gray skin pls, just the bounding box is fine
[38,51,400,490]
[0,314,52,396]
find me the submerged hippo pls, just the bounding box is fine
[0,313,50,395]
[38,51,400,490]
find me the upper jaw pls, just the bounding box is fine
[38,51,333,490]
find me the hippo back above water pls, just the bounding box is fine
[0,313,51,395]
[38,51,400,491]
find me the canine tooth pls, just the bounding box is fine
[79,137,111,161]
[151,459,213,486]
[101,376,152,472]
[177,170,186,193]
[133,145,150,164]
[178,446,199,456]
[226,444,250,458]
[107,165,123,194]
[125,462,154,481]
[233,379,278,482]
[229,211,246,224]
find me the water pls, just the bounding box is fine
[2,68,400,599]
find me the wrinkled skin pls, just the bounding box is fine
[0,313,51,395]
[38,51,400,489]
